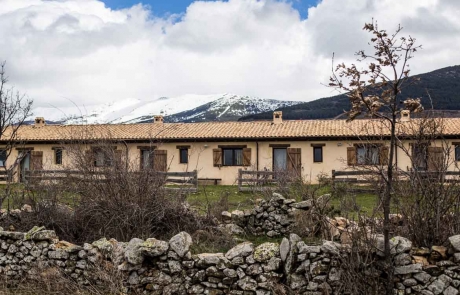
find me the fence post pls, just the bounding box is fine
[193,170,198,191]
[331,170,336,190]
[238,169,242,192]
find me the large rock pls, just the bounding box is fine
[225,242,254,260]
[376,235,412,257]
[394,264,422,275]
[237,276,258,291]
[321,241,340,255]
[124,238,144,265]
[222,223,245,235]
[254,242,279,262]
[23,226,57,242]
[139,238,169,257]
[169,232,192,258]
[55,241,83,253]
[448,235,460,252]
[291,200,312,210]
[195,253,229,268]
[280,238,290,262]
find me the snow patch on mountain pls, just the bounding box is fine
[30,93,300,124]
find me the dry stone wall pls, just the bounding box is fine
[221,193,316,237]
[2,225,460,294]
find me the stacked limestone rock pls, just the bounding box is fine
[221,193,314,237]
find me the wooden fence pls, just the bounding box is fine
[24,170,198,192]
[238,169,290,192]
[331,169,460,192]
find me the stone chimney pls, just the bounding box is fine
[153,115,164,124]
[401,110,410,122]
[273,111,282,124]
[34,117,45,127]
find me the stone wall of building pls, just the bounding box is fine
[2,224,460,294]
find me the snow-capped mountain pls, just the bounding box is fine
[30,94,300,124]
[165,94,299,123]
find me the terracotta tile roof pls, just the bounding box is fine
[3,118,460,142]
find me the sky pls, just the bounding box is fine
[1,0,460,108]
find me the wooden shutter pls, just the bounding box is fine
[379,146,389,166]
[30,151,43,171]
[114,150,123,169]
[427,147,443,171]
[154,150,167,172]
[242,148,251,166]
[287,148,301,175]
[347,147,356,166]
[213,149,222,167]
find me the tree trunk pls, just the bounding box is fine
[384,117,396,295]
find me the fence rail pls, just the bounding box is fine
[24,169,198,192]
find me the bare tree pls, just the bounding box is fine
[329,21,422,294]
[0,62,33,205]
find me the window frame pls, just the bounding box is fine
[54,148,63,165]
[179,148,188,164]
[455,145,460,162]
[313,146,323,163]
[222,148,244,166]
[0,150,6,167]
[355,144,380,166]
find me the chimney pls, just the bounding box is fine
[153,115,164,124]
[273,111,282,124]
[34,117,46,127]
[401,110,410,122]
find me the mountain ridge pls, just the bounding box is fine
[239,65,460,121]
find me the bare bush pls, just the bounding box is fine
[2,137,215,244]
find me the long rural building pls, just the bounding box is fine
[1,111,460,185]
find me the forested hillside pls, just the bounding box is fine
[240,65,460,121]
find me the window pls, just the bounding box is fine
[222,148,243,166]
[413,144,428,171]
[313,146,323,163]
[93,148,113,167]
[356,145,380,165]
[0,150,6,167]
[54,148,63,165]
[455,145,460,162]
[179,148,188,164]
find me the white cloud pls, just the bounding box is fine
[0,0,459,108]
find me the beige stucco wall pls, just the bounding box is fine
[3,139,460,185]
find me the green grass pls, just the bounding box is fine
[186,185,261,213]
[186,184,380,218]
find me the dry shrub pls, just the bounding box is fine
[0,262,133,295]
[191,227,237,253]
[2,144,216,243]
